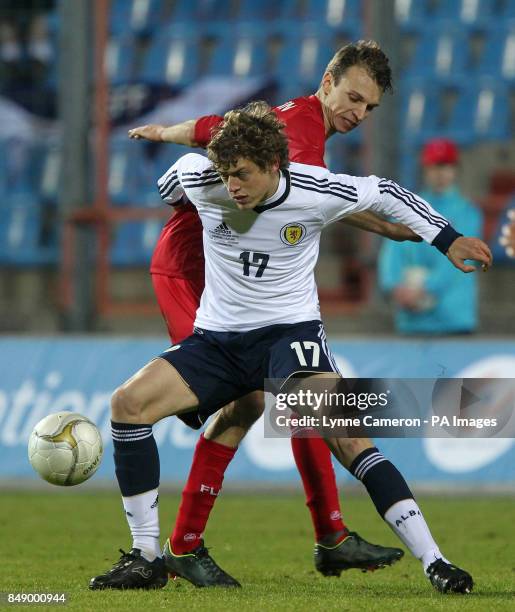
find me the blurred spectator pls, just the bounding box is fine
[0,0,54,111]
[378,138,483,335]
[499,209,515,258]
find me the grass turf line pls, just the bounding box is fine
[1,492,514,611]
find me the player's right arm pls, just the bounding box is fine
[128,119,198,145]
[129,115,223,147]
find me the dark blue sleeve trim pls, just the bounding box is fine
[431,224,462,254]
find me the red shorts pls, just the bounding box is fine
[151,274,205,344]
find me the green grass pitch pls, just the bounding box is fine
[2,491,514,611]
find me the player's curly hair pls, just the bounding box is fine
[207,101,289,172]
[325,40,393,93]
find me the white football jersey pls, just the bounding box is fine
[158,153,456,332]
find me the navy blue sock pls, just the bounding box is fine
[111,421,160,497]
[349,447,414,517]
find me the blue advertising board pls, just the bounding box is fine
[1,337,514,486]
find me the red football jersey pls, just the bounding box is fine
[150,95,327,278]
[150,197,204,278]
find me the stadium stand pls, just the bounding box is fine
[171,0,235,23]
[401,22,470,82]
[105,35,138,84]
[140,25,202,87]
[478,22,515,82]
[273,24,336,90]
[395,0,510,29]
[399,78,440,144]
[302,0,360,29]
[445,79,510,145]
[207,23,269,78]
[238,0,295,21]
[110,0,164,36]
[0,195,57,265]
[108,136,146,206]
[111,219,161,266]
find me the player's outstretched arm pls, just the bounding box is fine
[340,211,422,242]
[128,120,198,146]
[447,236,493,272]
[320,171,492,270]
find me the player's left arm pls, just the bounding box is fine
[320,172,492,272]
[340,211,422,242]
[291,151,421,243]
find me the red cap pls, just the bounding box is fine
[421,138,459,166]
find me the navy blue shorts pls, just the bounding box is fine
[159,319,340,425]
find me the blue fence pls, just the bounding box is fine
[1,337,514,486]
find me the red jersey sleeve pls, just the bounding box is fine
[194,115,224,147]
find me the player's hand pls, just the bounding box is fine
[384,222,423,242]
[128,124,165,141]
[447,236,493,273]
[498,210,515,258]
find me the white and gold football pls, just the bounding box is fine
[28,412,103,486]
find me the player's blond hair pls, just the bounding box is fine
[324,40,393,92]
[207,101,289,172]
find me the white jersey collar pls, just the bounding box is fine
[254,168,291,213]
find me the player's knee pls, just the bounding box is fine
[111,385,144,423]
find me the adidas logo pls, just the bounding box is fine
[213,222,231,235]
[209,221,239,244]
[277,100,295,112]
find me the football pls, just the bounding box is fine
[28,412,103,486]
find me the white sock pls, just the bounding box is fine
[384,499,450,573]
[122,488,161,561]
